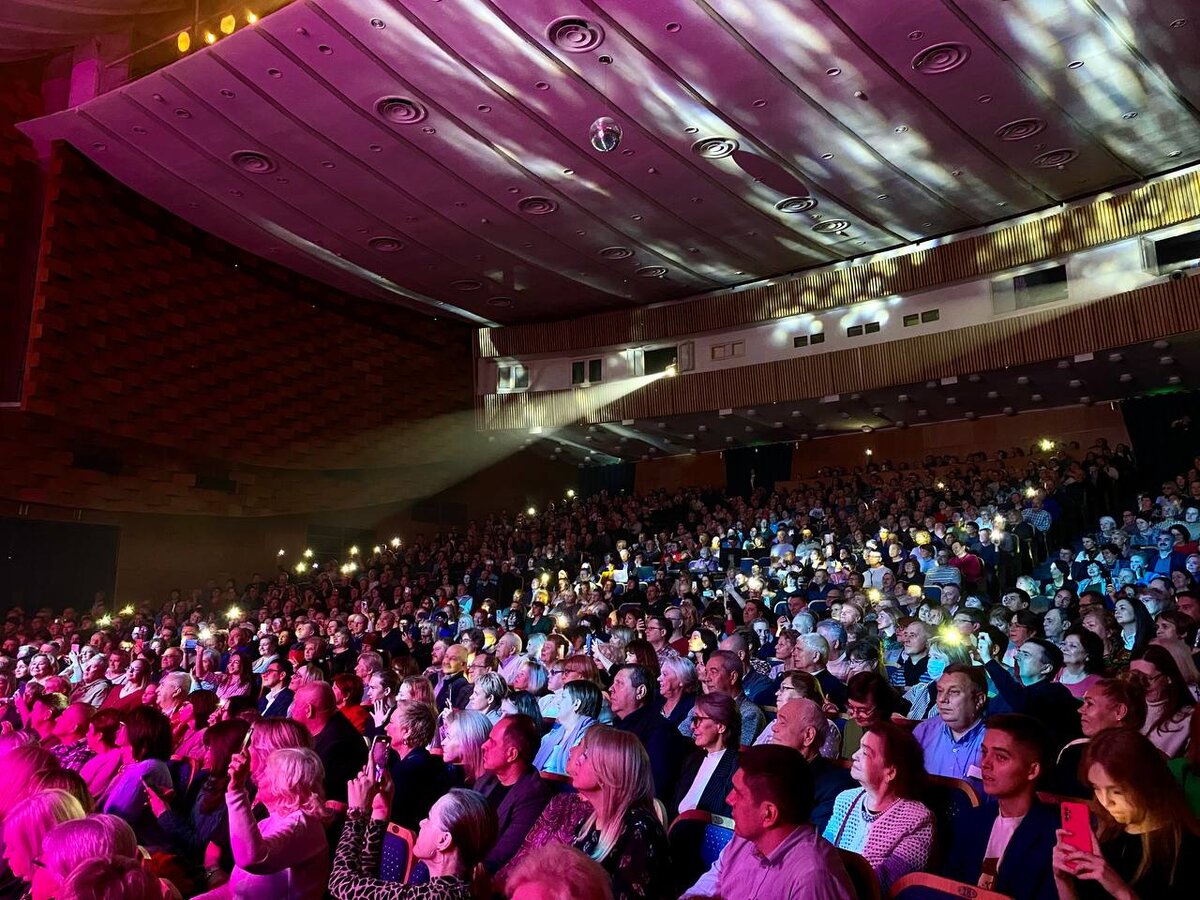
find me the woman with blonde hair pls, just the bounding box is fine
[33,814,138,900]
[58,856,163,900]
[248,717,313,786]
[468,672,508,725]
[565,726,670,900]
[0,745,58,820]
[2,790,86,896]
[441,709,492,787]
[194,747,330,899]
[505,843,613,900]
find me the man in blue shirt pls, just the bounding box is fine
[913,664,987,795]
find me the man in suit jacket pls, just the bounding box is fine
[474,714,556,873]
[941,714,1059,900]
[257,659,294,718]
[386,700,453,831]
[611,664,685,802]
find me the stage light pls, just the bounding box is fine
[220,15,236,34]
[177,31,191,53]
[204,31,217,44]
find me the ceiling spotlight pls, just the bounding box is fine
[1030,393,1044,402]
[1016,376,1030,385]
[1160,355,1176,365]
[246,11,258,24]
[1119,373,1134,383]
[204,31,217,44]
[177,31,191,53]
[1153,340,1171,349]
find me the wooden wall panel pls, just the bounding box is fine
[479,274,1200,430]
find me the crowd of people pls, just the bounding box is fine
[1,437,1199,899]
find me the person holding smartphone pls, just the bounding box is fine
[1052,728,1200,898]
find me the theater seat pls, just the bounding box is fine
[925,775,982,869]
[668,810,735,893]
[379,822,416,884]
[889,872,1011,900]
[838,849,881,900]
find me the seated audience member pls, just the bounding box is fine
[791,634,847,711]
[151,718,250,881]
[535,680,600,775]
[841,670,906,760]
[49,702,94,771]
[330,782,497,900]
[823,722,936,891]
[1051,678,1146,797]
[441,709,492,787]
[33,814,140,900]
[566,726,671,900]
[913,664,987,791]
[2,789,86,899]
[194,746,330,900]
[682,744,855,900]
[771,698,854,832]
[609,664,681,802]
[28,692,68,746]
[291,681,368,805]
[1054,627,1106,700]
[902,633,972,720]
[657,654,699,738]
[474,714,555,873]
[1131,643,1195,757]
[364,670,401,740]
[979,633,1080,752]
[757,670,840,758]
[1052,728,1200,899]
[892,620,932,690]
[435,646,473,711]
[384,699,453,830]
[672,692,740,818]
[100,706,175,849]
[58,856,165,900]
[79,708,123,798]
[702,651,766,745]
[941,714,1059,900]
[505,843,614,900]
[720,631,775,706]
[331,673,369,733]
[257,659,294,718]
[499,690,544,736]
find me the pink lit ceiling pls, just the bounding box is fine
[17,0,1200,324]
[0,0,186,63]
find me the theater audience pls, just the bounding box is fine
[609,664,681,802]
[474,714,555,873]
[189,746,329,899]
[100,706,174,848]
[941,714,1059,899]
[671,692,740,818]
[770,698,854,832]
[384,700,452,830]
[656,654,698,737]
[1131,643,1195,757]
[913,664,987,790]
[291,682,368,805]
[441,709,491,787]
[2,789,86,899]
[535,680,600,775]
[683,744,855,900]
[823,722,936,891]
[504,843,613,900]
[1051,677,1147,797]
[1052,729,1200,898]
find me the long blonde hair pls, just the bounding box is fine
[573,726,656,863]
[2,789,86,877]
[444,709,491,782]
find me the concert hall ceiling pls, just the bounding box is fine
[13,0,1200,324]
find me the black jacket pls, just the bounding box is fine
[613,705,684,802]
[387,747,453,831]
[474,768,557,872]
[258,688,294,718]
[313,710,368,804]
[670,747,739,819]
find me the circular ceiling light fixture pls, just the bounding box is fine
[599,246,634,259]
[230,150,276,174]
[812,219,850,233]
[995,118,1046,141]
[517,196,559,215]
[367,236,404,252]
[375,96,428,124]
[546,17,605,53]
[635,265,668,277]
[774,197,818,213]
[912,42,972,74]
[1033,148,1078,168]
[691,137,739,159]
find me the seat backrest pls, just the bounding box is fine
[668,811,734,894]
[838,849,881,900]
[379,822,416,884]
[889,872,1011,900]
[923,585,942,603]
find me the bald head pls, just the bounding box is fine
[293,682,337,733]
[771,698,827,761]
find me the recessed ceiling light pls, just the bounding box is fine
[1170,18,1187,27]
[1122,111,1138,119]
[821,152,834,160]
[894,125,909,133]
[1067,60,1084,69]
[826,67,841,76]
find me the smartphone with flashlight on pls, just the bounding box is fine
[240,725,254,755]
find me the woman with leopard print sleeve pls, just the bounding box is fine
[328,766,497,900]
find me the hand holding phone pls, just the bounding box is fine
[1059,801,1094,856]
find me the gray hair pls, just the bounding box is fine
[516,658,548,695]
[815,620,846,648]
[797,633,830,664]
[658,654,699,694]
[160,671,194,698]
[791,611,817,634]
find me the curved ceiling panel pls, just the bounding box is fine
[16,0,1200,323]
